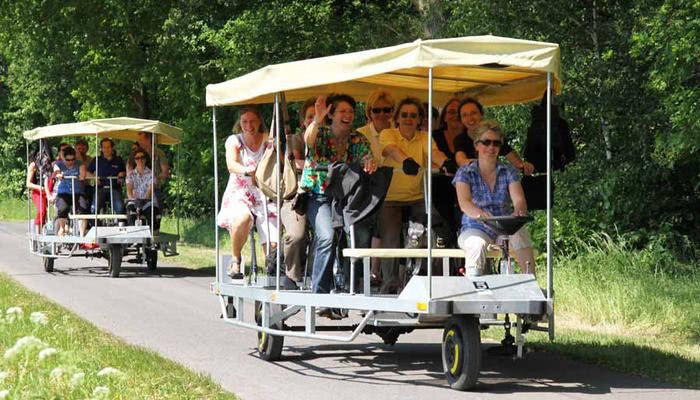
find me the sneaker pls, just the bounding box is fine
[227,258,243,280]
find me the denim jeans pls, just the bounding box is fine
[307,193,335,293]
[92,187,125,214]
[340,215,373,293]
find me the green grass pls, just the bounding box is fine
[0,272,235,399]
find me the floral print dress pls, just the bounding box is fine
[217,134,278,231]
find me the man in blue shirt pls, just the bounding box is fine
[87,138,126,214]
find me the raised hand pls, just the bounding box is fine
[314,95,332,124]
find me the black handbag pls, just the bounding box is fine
[291,191,309,216]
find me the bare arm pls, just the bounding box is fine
[304,95,331,149]
[505,151,534,175]
[382,144,409,164]
[455,151,473,167]
[455,181,492,219]
[225,139,255,175]
[127,182,135,200]
[508,181,528,216]
[26,162,43,192]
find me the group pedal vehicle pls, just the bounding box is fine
[207,36,560,391]
[24,118,181,277]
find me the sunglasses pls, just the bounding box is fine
[134,156,146,160]
[371,107,393,114]
[478,139,503,147]
[64,158,75,162]
[400,112,419,119]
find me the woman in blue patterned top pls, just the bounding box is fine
[301,94,377,298]
[452,120,536,276]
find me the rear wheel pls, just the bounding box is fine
[442,316,481,391]
[43,257,54,273]
[255,301,284,361]
[109,244,122,278]
[145,248,158,271]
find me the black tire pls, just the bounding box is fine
[43,257,54,273]
[442,316,481,391]
[145,248,158,271]
[255,301,284,361]
[109,244,122,278]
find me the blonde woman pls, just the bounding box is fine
[453,120,536,276]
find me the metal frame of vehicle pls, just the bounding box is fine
[207,36,561,390]
[23,117,182,277]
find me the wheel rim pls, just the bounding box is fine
[258,332,268,352]
[445,328,461,376]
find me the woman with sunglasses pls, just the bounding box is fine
[454,97,534,175]
[126,147,160,230]
[356,88,396,287]
[52,146,89,237]
[378,97,457,292]
[453,120,536,276]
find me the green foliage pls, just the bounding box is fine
[0,0,698,239]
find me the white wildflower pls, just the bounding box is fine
[70,372,85,387]
[96,367,123,377]
[38,347,58,361]
[50,367,64,379]
[5,307,23,322]
[92,386,110,398]
[30,311,49,325]
[0,389,9,399]
[4,336,46,359]
[0,371,8,381]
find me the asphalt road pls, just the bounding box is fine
[1,221,697,400]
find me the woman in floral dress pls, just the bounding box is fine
[218,107,278,279]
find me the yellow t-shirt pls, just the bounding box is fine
[379,128,439,202]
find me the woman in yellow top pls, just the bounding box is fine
[378,97,458,291]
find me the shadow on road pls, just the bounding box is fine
[49,263,215,279]
[255,341,689,394]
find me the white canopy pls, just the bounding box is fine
[23,117,182,145]
[206,35,561,107]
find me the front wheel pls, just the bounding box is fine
[109,244,122,278]
[43,257,54,273]
[145,248,158,271]
[442,316,481,391]
[255,301,284,361]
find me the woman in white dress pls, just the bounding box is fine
[217,107,279,279]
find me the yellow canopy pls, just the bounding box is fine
[206,35,561,107]
[23,117,182,145]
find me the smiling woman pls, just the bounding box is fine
[300,93,377,297]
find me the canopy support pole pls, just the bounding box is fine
[546,73,553,300]
[213,107,220,283]
[274,93,282,292]
[427,67,434,299]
